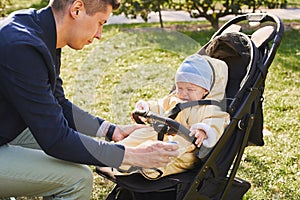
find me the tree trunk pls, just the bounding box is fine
[157,2,164,28]
[158,10,164,28]
[207,17,219,30]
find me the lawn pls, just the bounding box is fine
[1,1,300,200]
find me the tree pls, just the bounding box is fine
[263,0,287,9]
[180,0,250,30]
[114,0,171,28]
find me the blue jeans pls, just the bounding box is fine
[0,129,93,199]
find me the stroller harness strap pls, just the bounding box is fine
[165,99,222,120]
[155,100,223,141]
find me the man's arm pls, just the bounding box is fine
[1,43,123,167]
[53,48,114,139]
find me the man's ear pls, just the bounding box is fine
[70,0,84,18]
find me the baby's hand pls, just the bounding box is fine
[189,129,207,148]
[132,100,150,123]
[190,123,217,148]
[135,100,149,111]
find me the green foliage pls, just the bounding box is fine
[263,0,288,8]
[114,0,171,27]
[181,0,259,29]
[288,0,300,7]
[239,0,288,10]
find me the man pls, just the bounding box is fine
[0,0,179,199]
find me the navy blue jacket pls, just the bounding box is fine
[0,7,124,167]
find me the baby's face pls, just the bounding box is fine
[175,82,208,101]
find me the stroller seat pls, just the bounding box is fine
[96,13,284,200]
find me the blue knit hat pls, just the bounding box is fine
[175,54,213,92]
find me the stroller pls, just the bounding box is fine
[96,13,284,200]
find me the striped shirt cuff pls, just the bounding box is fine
[96,121,110,138]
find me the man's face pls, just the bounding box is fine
[67,5,112,50]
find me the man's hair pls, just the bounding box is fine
[51,0,120,15]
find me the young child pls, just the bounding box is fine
[116,54,230,179]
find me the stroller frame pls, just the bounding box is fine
[97,13,284,200]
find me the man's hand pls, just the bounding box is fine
[112,124,146,142]
[122,141,179,168]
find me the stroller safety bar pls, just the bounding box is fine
[132,110,195,143]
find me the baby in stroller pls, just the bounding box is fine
[114,54,230,179]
